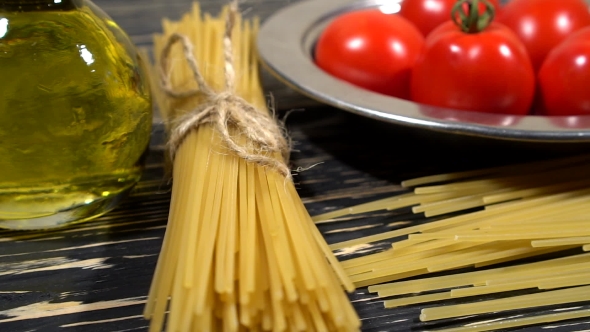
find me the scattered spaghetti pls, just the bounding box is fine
[315,154,590,331]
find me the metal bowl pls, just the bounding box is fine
[257,0,590,142]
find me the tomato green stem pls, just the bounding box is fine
[451,0,495,33]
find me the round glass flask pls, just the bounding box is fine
[0,0,153,230]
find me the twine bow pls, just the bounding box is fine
[158,1,291,178]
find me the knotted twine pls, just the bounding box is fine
[158,2,291,178]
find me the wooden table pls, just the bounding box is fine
[2,1,590,331]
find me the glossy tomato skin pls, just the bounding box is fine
[411,21,535,115]
[314,9,424,99]
[399,0,502,37]
[538,26,590,116]
[498,0,590,71]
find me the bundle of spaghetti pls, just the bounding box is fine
[312,154,590,330]
[143,2,359,331]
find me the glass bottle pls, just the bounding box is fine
[0,0,153,230]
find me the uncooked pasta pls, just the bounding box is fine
[144,3,359,331]
[314,154,590,330]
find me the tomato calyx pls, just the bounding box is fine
[452,0,496,33]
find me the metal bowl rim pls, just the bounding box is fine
[257,0,590,143]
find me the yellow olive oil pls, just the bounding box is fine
[0,0,152,229]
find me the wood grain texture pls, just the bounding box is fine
[2,1,590,331]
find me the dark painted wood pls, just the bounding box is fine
[1,1,590,331]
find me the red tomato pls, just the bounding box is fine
[538,26,590,116]
[314,9,424,99]
[399,0,502,37]
[498,0,590,71]
[411,21,535,115]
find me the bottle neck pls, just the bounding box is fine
[0,0,80,11]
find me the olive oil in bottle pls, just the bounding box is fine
[0,0,153,229]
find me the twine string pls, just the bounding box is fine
[158,1,291,178]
